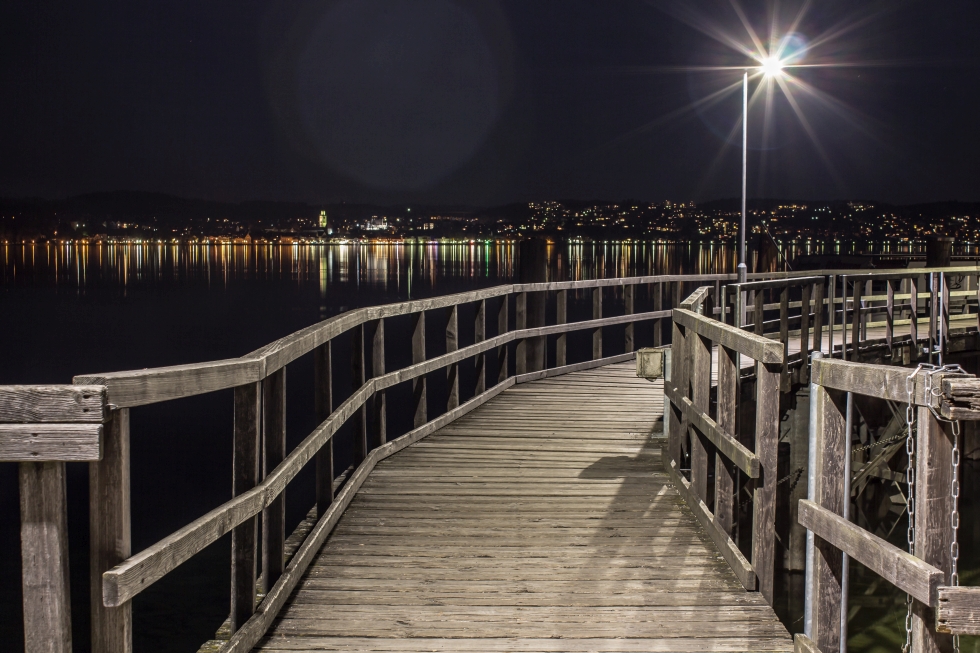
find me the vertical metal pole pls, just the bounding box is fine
[840,391,854,650]
[738,70,748,284]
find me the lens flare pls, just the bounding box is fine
[760,56,784,76]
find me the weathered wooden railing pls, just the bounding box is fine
[2,272,741,653]
[796,355,980,653]
[664,285,783,603]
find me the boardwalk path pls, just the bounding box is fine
[255,361,792,652]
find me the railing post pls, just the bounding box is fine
[230,384,260,632]
[90,407,131,653]
[668,317,689,467]
[592,287,602,359]
[929,272,938,363]
[850,278,861,361]
[886,279,895,354]
[20,461,72,653]
[412,311,427,427]
[262,367,286,593]
[370,318,386,446]
[446,306,459,410]
[941,273,950,361]
[652,281,663,347]
[812,280,825,357]
[910,276,919,356]
[624,284,635,353]
[689,330,711,503]
[474,299,486,395]
[803,365,845,653]
[497,297,509,383]
[351,324,367,462]
[714,345,738,536]
[753,360,780,606]
[556,289,567,367]
[827,274,836,357]
[516,291,528,374]
[912,407,954,653]
[314,341,334,517]
[800,283,812,385]
[780,286,790,391]
[753,289,764,336]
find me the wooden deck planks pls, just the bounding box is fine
[254,361,792,653]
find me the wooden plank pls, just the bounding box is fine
[715,344,738,535]
[556,289,567,366]
[351,324,367,463]
[780,286,790,391]
[412,311,427,427]
[810,357,908,402]
[673,309,784,364]
[220,378,517,653]
[19,461,72,653]
[513,352,636,385]
[804,374,845,653]
[668,319,688,468]
[664,388,758,478]
[313,341,334,518]
[662,448,757,592]
[592,287,602,360]
[653,281,663,347]
[474,299,486,395]
[798,500,942,606]
[812,281,825,356]
[0,385,106,423]
[799,284,812,384]
[0,424,102,461]
[689,332,711,503]
[516,291,528,374]
[497,297,509,383]
[794,633,822,653]
[752,361,780,606]
[231,383,261,631]
[886,279,895,352]
[754,288,765,336]
[937,586,980,635]
[446,306,459,411]
[90,408,131,653]
[262,368,286,594]
[912,407,953,653]
[370,318,387,447]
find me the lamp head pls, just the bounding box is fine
[760,56,784,77]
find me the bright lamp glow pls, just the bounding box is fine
[760,56,784,77]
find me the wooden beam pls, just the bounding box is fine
[592,287,602,360]
[90,408,131,653]
[799,500,942,606]
[516,292,527,374]
[474,299,486,395]
[370,318,387,447]
[0,385,106,423]
[662,449,757,592]
[20,461,72,653]
[556,289,567,367]
[715,344,738,535]
[938,586,980,635]
[624,284,635,352]
[794,633,823,653]
[672,308,784,364]
[688,331,711,503]
[497,297,509,384]
[351,324,367,463]
[652,282,663,347]
[412,311,427,428]
[446,307,459,411]
[313,341,334,518]
[261,368,286,594]
[752,361,780,606]
[0,424,102,461]
[664,385,759,477]
[230,383,260,632]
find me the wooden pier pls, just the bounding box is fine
[6,267,980,653]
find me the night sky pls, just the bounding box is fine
[1,0,978,206]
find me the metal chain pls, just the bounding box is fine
[852,430,908,454]
[950,419,961,653]
[903,365,923,653]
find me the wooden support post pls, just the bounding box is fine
[911,276,919,356]
[689,332,711,503]
[314,341,334,517]
[804,379,846,653]
[754,289,765,336]
[800,283,812,384]
[497,297,509,383]
[668,320,689,467]
[652,282,663,347]
[351,324,367,462]
[942,274,950,359]
[90,407,131,653]
[412,312,427,428]
[912,407,954,653]
[20,461,72,653]
[851,279,862,360]
[370,318,386,446]
[230,385,260,632]
[261,367,286,593]
[446,306,459,410]
[556,290,568,367]
[780,286,790,391]
[812,281,825,356]
[624,284,635,353]
[929,272,938,363]
[715,345,738,536]
[787,386,810,572]
[592,287,602,359]
[827,275,837,357]
[753,361,781,606]
[886,279,895,354]
[516,292,528,374]
[474,299,486,395]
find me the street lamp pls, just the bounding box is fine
[738,55,789,284]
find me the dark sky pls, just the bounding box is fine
[1,0,978,206]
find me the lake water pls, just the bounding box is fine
[2,242,976,653]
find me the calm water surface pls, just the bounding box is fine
[2,242,977,652]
